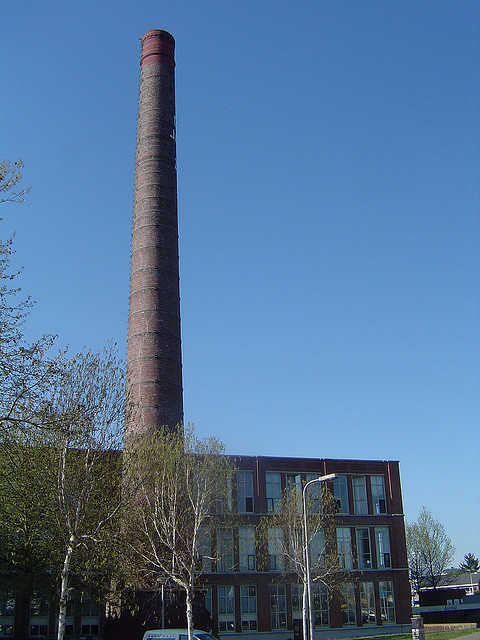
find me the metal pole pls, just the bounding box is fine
[161,583,165,629]
[302,474,337,640]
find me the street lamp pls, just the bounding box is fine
[302,473,337,640]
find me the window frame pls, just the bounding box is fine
[238,526,256,572]
[375,527,391,569]
[336,527,353,570]
[333,475,349,514]
[360,582,376,625]
[270,584,287,630]
[341,583,357,626]
[379,581,396,624]
[266,472,282,513]
[352,476,368,515]
[217,585,235,633]
[356,528,372,570]
[371,475,387,514]
[240,585,257,631]
[216,527,234,573]
[237,470,254,514]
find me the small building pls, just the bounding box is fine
[414,572,480,625]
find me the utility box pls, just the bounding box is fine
[412,615,425,640]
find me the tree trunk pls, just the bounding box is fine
[57,537,75,640]
[186,586,194,640]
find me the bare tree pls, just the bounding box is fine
[0,159,30,204]
[406,507,455,594]
[123,426,234,640]
[0,160,59,440]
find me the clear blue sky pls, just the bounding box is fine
[3,1,479,566]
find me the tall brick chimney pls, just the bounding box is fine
[125,30,183,436]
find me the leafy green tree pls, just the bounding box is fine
[45,346,128,640]
[123,426,234,640]
[460,553,479,573]
[0,429,58,618]
[406,507,455,594]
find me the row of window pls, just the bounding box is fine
[202,581,396,632]
[0,624,100,638]
[197,526,392,573]
[237,471,388,516]
[0,588,100,638]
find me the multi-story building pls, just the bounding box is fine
[197,455,411,639]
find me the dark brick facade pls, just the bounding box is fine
[199,456,412,637]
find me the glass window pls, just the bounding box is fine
[270,585,287,629]
[203,586,212,615]
[305,473,322,513]
[197,527,212,572]
[333,475,349,514]
[240,585,257,631]
[81,624,99,636]
[379,581,395,624]
[341,583,356,626]
[237,471,254,513]
[81,590,100,618]
[0,589,14,617]
[352,476,368,514]
[214,479,232,514]
[336,527,353,570]
[371,476,387,514]
[30,593,49,618]
[217,586,235,632]
[286,473,303,512]
[29,624,49,636]
[310,529,325,569]
[356,528,372,569]
[360,582,376,625]
[286,473,302,493]
[217,528,234,572]
[266,472,282,513]
[239,527,256,572]
[268,527,284,571]
[291,584,303,618]
[375,528,391,568]
[312,583,329,627]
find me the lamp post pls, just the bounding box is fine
[302,473,337,640]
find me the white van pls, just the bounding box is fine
[143,629,217,640]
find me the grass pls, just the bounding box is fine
[424,633,479,640]
[350,632,478,640]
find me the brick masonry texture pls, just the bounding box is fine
[126,32,183,435]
